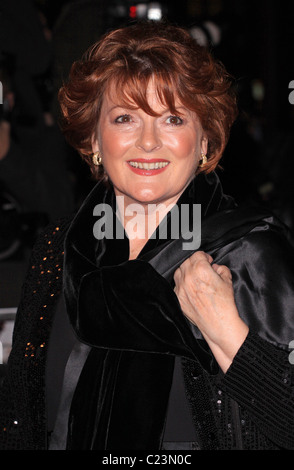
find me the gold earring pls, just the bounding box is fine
[92,151,102,166]
[199,153,207,167]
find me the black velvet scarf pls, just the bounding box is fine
[63,172,294,449]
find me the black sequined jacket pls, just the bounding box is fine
[1,172,294,450]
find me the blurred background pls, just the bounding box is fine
[1,0,294,362]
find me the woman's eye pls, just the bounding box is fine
[166,115,183,125]
[115,114,132,124]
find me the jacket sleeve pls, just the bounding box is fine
[213,220,294,449]
[0,217,71,449]
[220,331,294,449]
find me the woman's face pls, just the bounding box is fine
[93,80,207,208]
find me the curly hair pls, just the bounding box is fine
[59,21,238,179]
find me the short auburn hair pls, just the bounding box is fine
[59,21,238,179]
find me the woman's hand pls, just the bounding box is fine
[174,251,249,372]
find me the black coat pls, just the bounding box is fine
[1,172,294,450]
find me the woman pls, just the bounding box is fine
[1,21,294,451]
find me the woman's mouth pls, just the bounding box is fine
[127,159,170,175]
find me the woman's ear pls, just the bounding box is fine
[201,136,208,156]
[91,137,99,154]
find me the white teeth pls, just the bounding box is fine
[129,161,169,169]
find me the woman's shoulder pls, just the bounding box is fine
[11,215,74,340]
[211,204,294,275]
[26,214,73,267]
[33,215,74,251]
[17,215,74,305]
[239,207,294,258]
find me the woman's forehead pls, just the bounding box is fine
[102,76,184,113]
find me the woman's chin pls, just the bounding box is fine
[115,190,168,207]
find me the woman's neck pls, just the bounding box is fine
[115,197,176,260]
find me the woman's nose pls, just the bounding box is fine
[135,121,162,153]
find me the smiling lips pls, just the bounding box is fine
[127,159,169,175]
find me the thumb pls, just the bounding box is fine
[212,263,232,282]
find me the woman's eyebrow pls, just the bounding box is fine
[106,104,139,112]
